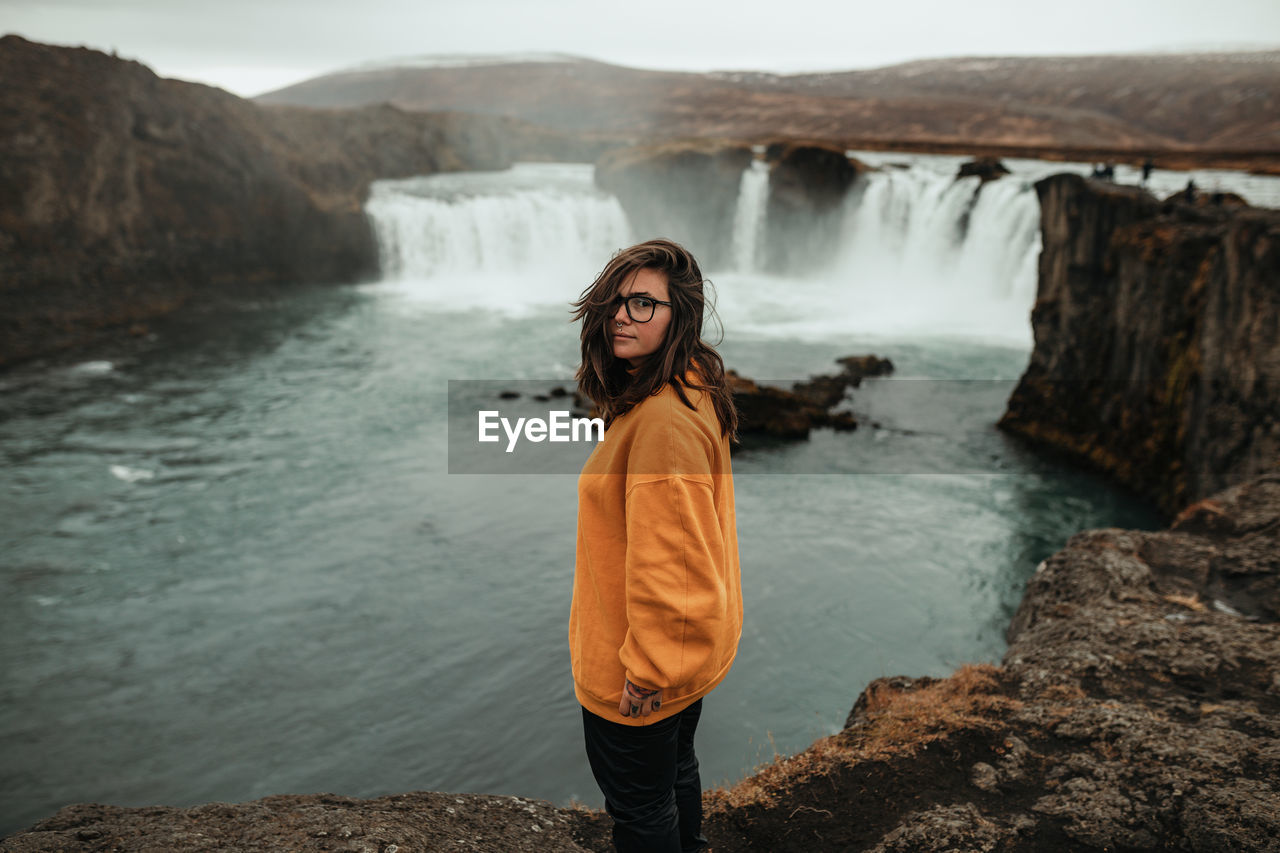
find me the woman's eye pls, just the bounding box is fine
[633,298,653,309]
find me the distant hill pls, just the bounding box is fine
[257,52,1280,156]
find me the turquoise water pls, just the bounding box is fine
[0,278,1162,835]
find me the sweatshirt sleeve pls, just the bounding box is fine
[619,475,729,692]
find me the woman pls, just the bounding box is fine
[569,239,743,853]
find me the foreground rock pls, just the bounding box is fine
[1000,173,1280,516]
[8,473,1278,851]
[0,791,601,853]
[0,37,565,368]
[700,472,1280,851]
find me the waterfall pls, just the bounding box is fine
[363,163,632,311]
[711,159,1045,343]
[359,152,1272,342]
[833,168,1039,301]
[818,164,1042,339]
[949,175,1043,303]
[362,156,1044,338]
[729,159,770,272]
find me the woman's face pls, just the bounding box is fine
[611,267,672,367]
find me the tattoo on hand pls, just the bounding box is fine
[624,680,658,700]
[620,679,662,718]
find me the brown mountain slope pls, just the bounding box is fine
[774,53,1280,149]
[257,52,1280,154]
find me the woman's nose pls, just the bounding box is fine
[613,300,631,324]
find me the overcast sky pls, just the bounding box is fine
[6,0,1279,97]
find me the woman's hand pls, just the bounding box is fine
[618,678,662,718]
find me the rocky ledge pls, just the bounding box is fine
[699,471,1280,851]
[7,472,1278,851]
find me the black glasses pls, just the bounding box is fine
[612,295,673,323]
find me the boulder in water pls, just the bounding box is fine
[728,355,893,440]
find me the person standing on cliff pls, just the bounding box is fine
[569,239,743,853]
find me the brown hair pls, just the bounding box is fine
[572,239,738,438]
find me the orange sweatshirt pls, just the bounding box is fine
[570,377,743,725]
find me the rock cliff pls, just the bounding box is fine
[1000,174,1280,516]
[0,36,567,367]
[701,473,1280,851]
[760,141,866,274]
[593,140,868,272]
[593,140,754,270]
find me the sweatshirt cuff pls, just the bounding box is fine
[624,670,663,693]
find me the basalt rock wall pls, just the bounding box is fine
[999,174,1280,516]
[0,36,565,367]
[593,140,754,270]
[761,141,865,274]
[593,140,867,273]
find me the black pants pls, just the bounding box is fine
[581,699,710,853]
